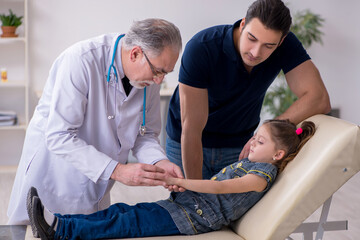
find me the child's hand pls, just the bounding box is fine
[164,177,186,192]
[154,160,186,192]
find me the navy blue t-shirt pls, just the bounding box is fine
[166,20,310,148]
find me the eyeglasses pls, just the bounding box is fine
[141,49,168,78]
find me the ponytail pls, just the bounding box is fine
[264,120,316,173]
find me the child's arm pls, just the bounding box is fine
[165,174,268,194]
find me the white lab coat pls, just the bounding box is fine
[7,34,167,224]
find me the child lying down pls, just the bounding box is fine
[27,119,315,240]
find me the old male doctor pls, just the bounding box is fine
[8,18,183,225]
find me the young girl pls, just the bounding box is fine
[28,119,315,240]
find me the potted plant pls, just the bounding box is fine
[0,9,23,38]
[262,9,324,118]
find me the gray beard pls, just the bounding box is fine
[129,80,154,89]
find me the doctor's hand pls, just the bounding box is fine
[110,163,166,186]
[238,138,251,160]
[155,160,185,192]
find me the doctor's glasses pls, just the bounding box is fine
[141,49,169,78]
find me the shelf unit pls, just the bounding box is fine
[0,0,28,165]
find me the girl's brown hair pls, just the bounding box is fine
[263,119,316,173]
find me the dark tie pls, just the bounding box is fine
[121,76,133,96]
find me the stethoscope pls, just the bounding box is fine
[106,34,147,136]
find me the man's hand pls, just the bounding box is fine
[110,163,166,186]
[155,160,185,192]
[239,138,251,160]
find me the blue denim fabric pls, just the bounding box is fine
[53,159,277,238]
[166,136,242,179]
[54,202,180,240]
[157,158,278,235]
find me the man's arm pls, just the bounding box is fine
[240,60,330,160]
[179,83,208,179]
[279,60,331,124]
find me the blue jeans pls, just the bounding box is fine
[166,136,243,179]
[55,202,180,240]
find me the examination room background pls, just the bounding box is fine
[1,0,358,171]
[1,1,360,239]
[25,0,359,125]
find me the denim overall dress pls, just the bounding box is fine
[157,158,278,235]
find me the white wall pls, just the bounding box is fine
[28,0,360,124]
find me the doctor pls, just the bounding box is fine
[8,18,183,225]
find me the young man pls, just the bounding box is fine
[166,0,330,179]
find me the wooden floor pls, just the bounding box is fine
[1,166,359,239]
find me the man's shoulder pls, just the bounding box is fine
[64,33,118,57]
[192,24,232,43]
[273,31,310,73]
[81,34,118,50]
[279,32,303,50]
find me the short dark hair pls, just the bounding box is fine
[245,0,292,39]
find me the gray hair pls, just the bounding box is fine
[123,18,182,57]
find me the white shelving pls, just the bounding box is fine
[0,81,26,87]
[0,0,28,164]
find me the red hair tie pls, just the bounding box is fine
[296,128,303,135]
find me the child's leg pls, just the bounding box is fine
[56,202,180,239]
[57,202,137,220]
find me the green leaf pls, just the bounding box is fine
[0,9,23,27]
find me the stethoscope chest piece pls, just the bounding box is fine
[139,125,146,136]
[139,86,147,136]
